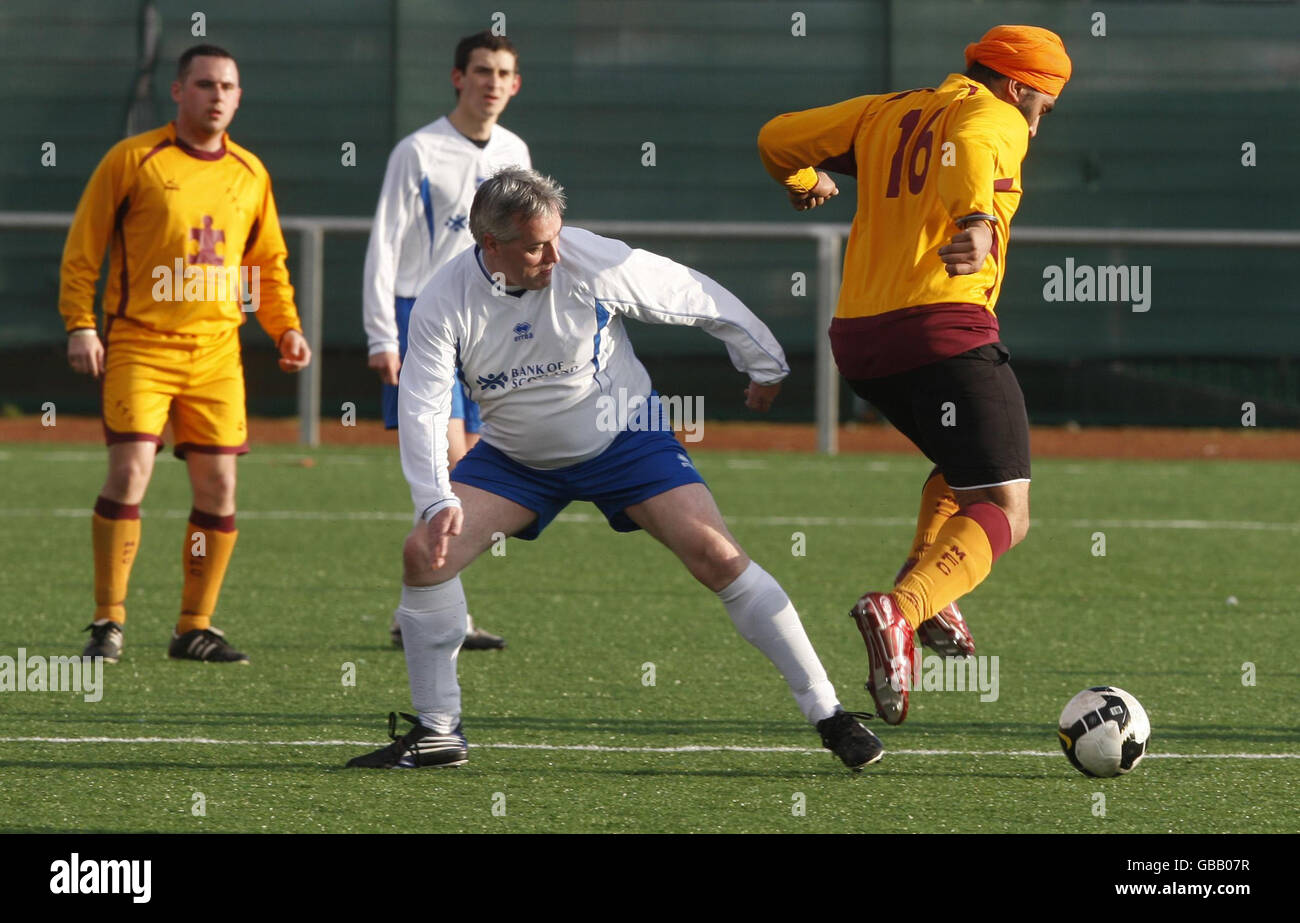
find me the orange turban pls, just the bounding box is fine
[965,25,1072,97]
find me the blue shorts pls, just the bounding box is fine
[450,427,707,540]
[383,295,482,432]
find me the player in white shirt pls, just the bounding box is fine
[363,31,529,651]
[346,168,884,772]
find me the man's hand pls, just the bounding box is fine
[424,506,464,571]
[938,222,994,276]
[745,380,781,412]
[278,329,312,373]
[368,351,401,386]
[67,331,105,378]
[789,171,838,212]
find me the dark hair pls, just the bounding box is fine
[178,44,236,80]
[963,61,1008,90]
[453,31,519,73]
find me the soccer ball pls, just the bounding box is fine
[1057,686,1150,778]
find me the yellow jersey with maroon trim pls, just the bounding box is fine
[59,122,300,343]
[758,74,1030,378]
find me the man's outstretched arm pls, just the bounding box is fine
[398,298,462,526]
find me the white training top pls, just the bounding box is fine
[362,116,531,356]
[399,226,790,521]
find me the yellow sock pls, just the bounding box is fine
[905,470,960,567]
[92,497,141,624]
[178,510,238,634]
[893,508,1005,629]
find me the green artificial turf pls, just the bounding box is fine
[1,443,1296,833]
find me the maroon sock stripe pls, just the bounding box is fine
[189,508,236,533]
[94,496,141,520]
[957,502,1012,561]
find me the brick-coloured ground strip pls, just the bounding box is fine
[3,417,1297,460]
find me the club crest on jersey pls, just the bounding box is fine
[513,322,534,341]
[189,215,224,265]
[477,371,509,391]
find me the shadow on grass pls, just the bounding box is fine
[6,712,811,740]
[463,716,818,737]
[6,712,1295,751]
[0,758,350,771]
[890,721,1300,747]
[0,826,172,834]
[321,763,1065,782]
[1140,724,1300,746]
[0,757,835,778]
[4,710,357,729]
[1021,667,1300,678]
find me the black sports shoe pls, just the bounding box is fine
[345,712,469,769]
[167,626,250,663]
[816,709,884,771]
[82,620,123,663]
[389,617,507,651]
[462,625,507,651]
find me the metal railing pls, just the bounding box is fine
[6,210,1300,452]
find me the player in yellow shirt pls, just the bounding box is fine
[758,25,1072,724]
[60,44,311,664]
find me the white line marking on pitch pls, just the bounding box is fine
[0,737,1294,759]
[5,508,1298,532]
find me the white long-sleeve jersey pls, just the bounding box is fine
[362,116,530,355]
[399,226,791,520]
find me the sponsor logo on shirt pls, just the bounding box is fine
[508,360,579,389]
[445,214,468,232]
[474,361,580,395]
[513,322,533,341]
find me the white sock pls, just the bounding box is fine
[396,580,468,733]
[716,561,840,724]
[395,610,474,640]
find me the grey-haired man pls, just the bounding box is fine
[347,168,882,772]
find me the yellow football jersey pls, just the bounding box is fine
[59,122,300,343]
[759,74,1031,377]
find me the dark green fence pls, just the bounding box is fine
[3,0,1297,425]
